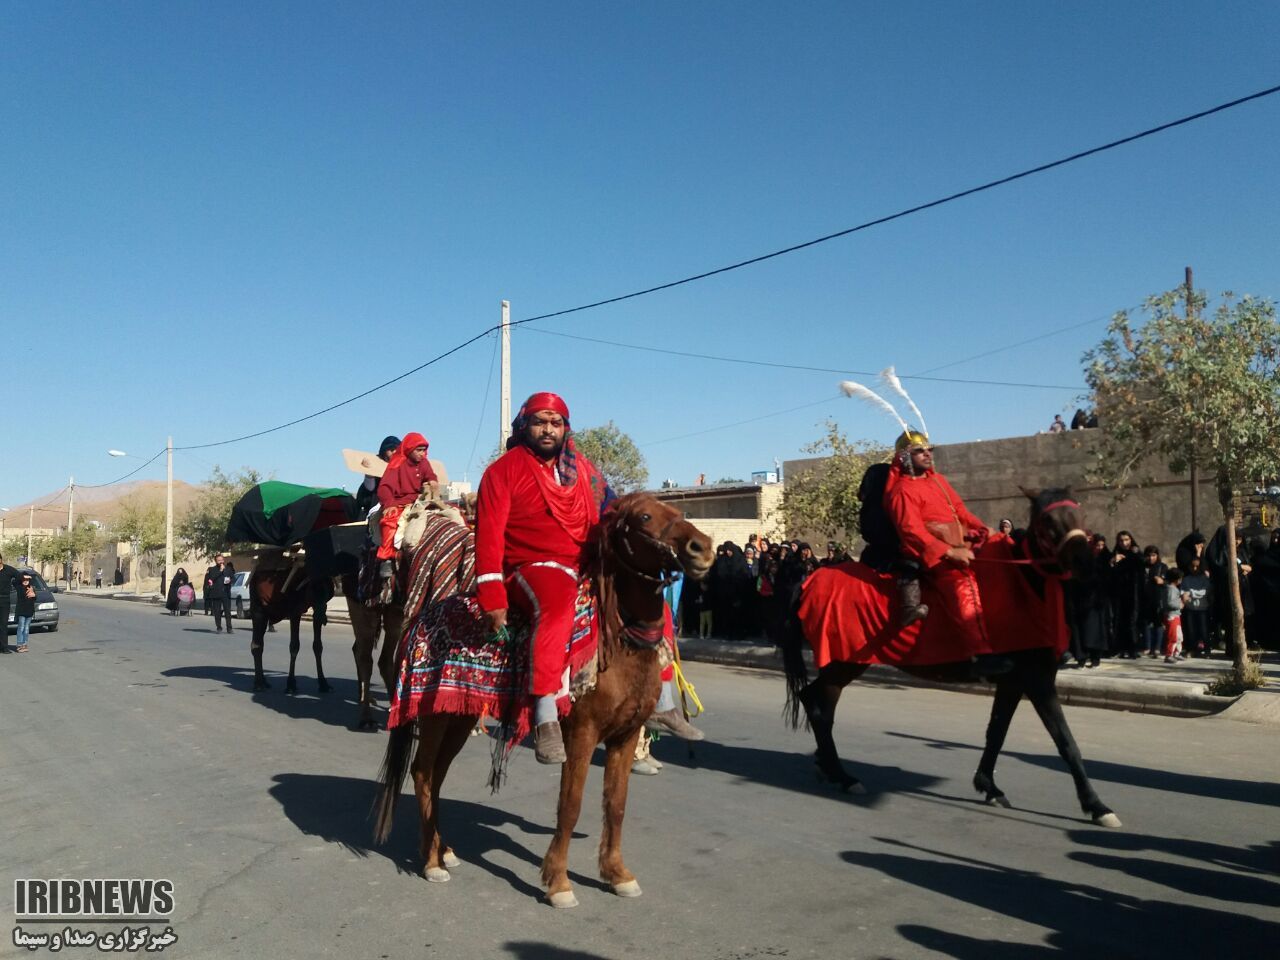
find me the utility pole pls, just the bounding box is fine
[499,299,512,450]
[27,504,34,567]
[165,436,174,595]
[1186,266,1199,534]
[67,476,75,590]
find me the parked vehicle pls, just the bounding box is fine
[6,570,59,633]
[230,571,252,619]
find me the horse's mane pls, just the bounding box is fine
[581,492,655,671]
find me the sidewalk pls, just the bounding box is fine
[672,635,1280,723]
[65,589,1278,723]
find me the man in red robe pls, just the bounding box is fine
[884,430,1011,678]
[376,432,439,571]
[475,392,611,764]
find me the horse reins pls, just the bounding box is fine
[975,498,1085,575]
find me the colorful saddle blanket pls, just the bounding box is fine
[797,533,1068,669]
[386,578,598,748]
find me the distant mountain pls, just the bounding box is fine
[9,480,208,527]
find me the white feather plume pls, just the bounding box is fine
[879,365,929,437]
[839,380,910,434]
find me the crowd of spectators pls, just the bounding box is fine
[678,535,850,643]
[1063,525,1280,667]
[677,524,1280,661]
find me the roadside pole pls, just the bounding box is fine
[165,436,174,596]
[1186,266,1199,534]
[500,299,512,449]
[67,476,75,590]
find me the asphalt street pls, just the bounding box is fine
[3,594,1278,959]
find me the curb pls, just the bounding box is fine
[672,637,1236,720]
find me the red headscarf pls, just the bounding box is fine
[386,432,428,471]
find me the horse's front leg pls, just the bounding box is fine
[800,661,866,794]
[377,607,404,695]
[349,603,378,729]
[1023,654,1121,828]
[974,676,1022,808]
[286,615,301,694]
[599,725,644,897]
[541,719,596,908]
[250,609,270,691]
[312,614,331,693]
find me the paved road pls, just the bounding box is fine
[4,595,1278,959]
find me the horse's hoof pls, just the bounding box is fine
[318,681,332,693]
[973,771,1009,807]
[442,852,461,868]
[815,761,863,794]
[1094,812,1122,829]
[285,682,297,695]
[253,679,270,691]
[547,890,578,909]
[424,866,451,883]
[986,794,1013,809]
[612,880,642,898]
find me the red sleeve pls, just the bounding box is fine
[421,460,438,483]
[886,484,951,569]
[475,457,512,612]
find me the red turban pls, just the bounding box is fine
[522,392,570,421]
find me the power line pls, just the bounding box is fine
[506,84,1280,330]
[173,328,497,451]
[77,448,167,488]
[519,327,1081,390]
[466,332,501,475]
[128,82,1280,453]
[913,305,1139,376]
[641,395,843,447]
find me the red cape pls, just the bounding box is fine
[797,533,1068,668]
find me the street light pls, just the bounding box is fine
[109,439,175,597]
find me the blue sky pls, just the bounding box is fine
[3,1,1279,514]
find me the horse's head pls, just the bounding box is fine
[604,492,714,586]
[1020,486,1090,577]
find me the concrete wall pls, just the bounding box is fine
[785,430,1247,555]
[652,483,785,547]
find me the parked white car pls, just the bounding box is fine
[230,571,252,619]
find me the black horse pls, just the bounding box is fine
[782,487,1121,828]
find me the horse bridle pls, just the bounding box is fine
[611,512,686,591]
[608,510,687,649]
[1026,498,1087,575]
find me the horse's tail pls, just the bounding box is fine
[780,589,811,731]
[372,722,416,844]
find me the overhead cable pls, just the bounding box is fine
[519,327,1081,390]
[140,83,1280,451]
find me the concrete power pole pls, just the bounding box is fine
[1186,266,1199,534]
[165,436,174,593]
[27,504,34,567]
[499,300,512,450]
[67,476,75,590]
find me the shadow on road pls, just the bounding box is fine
[503,943,617,960]
[884,729,1280,809]
[842,835,1280,957]
[655,737,942,808]
[161,664,381,729]
[269,773,590,901]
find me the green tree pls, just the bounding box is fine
[32,533,67,568]
[178,467,262,558]
[1084,287,1280,687]
[1,536,28,562]
[112,497,167,572]
[573,421,648,493]
[781,420,888,543]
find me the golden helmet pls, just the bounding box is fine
[894,429,930,452]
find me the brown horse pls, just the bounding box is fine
[373,492,713,906]
[782,487,1122,828]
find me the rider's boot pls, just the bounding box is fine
[897,577,928,628]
